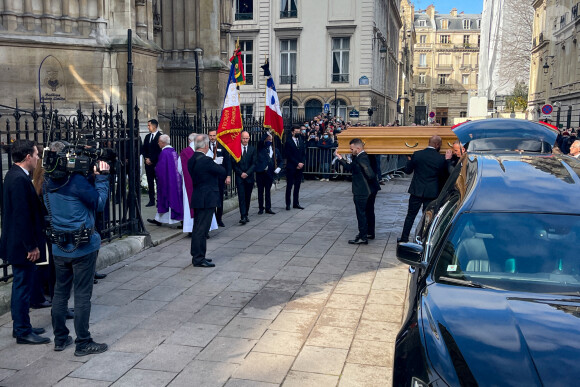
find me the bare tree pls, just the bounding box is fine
[497,0,534,91]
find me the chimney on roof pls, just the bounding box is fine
[450,8,457,17]
[426,4,435,19]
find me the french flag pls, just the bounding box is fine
[264,77,284,139]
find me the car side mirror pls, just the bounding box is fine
[397,242,424,267]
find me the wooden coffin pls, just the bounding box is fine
[336,126,458,155]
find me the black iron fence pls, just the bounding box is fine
[0,100,144,282]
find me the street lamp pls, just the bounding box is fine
[543,55,555,74]
[193,48,203,130]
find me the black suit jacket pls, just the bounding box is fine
[209,141,232,176]
[0,165,46,265]
[256,146,283,177]
[188,151,227,209]
[141,131,162,166]
[233,145,257,184]
[338,152,380,197]
[405,147,448,199]
[284,136,306,169]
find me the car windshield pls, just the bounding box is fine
[434,213,580,294]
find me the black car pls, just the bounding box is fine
[394,120,580,386]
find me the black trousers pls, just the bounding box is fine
[401,195,434,241]
[366,191,377,237]
[191,207,214,265]
[215,180,225,223]
[145,164,156,202]
[256,172,273,210]
[285,167,303,206]
[11,264,35,337]
[236,176,254,218]
[354,195,369,239]
[52,251,98,348]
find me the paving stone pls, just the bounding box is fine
[0,368,16,383]
[196,336,257,363]
[70,351,144,382]
[111,369,176,387]
[287,257,321,267]
[111,328,171,353]
[136,344,202,373]
[326,293,367,311]
[292,284,334,300]
[224,378,278,387]
[209,291,255,308]
[163,294,213,313]
[292,346,348,375]
[361,303,403,324]
[347,338,394,367]
[89,315,144,344]
[354,320,400,343]
[137,309,194,331]
[282,370,339,387]
[0,357,80,387]
[0,341,51,369]
[168,360,238,387]
[109,299,167,319]
[273,265,314,280]
[54,378,111,387]
[233,352,295,384]
[238,267,279,281]
[303,273,341,286]
[116,275,166,292]
[225,278,268,293]
[138,285,185,302]
[341,271,376,284]
[338,363,392,387]
[269,310,317,334]
[219,317,271,340]
[317,307,362,329]
[333,280,372,295]
[306,325,355,349]
[165,322,222,347]
[265,278,304,293]
[312,263,347,275]
[253,329,306,356]
[190,305,240,325]
[284,296,327,314]
[93,289,144,306]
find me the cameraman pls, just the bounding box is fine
[45,141,110,356]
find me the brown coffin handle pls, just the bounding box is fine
[405,142,419,148]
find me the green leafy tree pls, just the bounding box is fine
[506,82,528,112]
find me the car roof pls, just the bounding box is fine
[465,154,580,214]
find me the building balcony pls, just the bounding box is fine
[280,74,297,84]
[331,74,349,83]
[280,10,297,18]
[435,83,454,91]
[235,13,253,21]
[415,43,433,49]
[436,64,453,70]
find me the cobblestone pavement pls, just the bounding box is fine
[0,177,413,386]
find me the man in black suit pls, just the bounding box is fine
[256,133,283,215]
[284,126,306,210]
[0,140,51,345]
[336,139,380,244]
[399,135,448,243]
[233,131,257,224]
[141,119,162,206]
[188,134,226,267]
[208,129,231,227]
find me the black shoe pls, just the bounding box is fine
[31,300,52,309]
[205,258,213,262]
[54,336,73,352]
[94,272,107,280]
[286,205,291,211]
[293,205,304,210]
[74,340,108,357]
[147,218,162,226]
[239,218,247,225]
[367,235,375,240]
[217,221,225,227]
[244,216,250,223]
[206,234,210,239]
[145,201,155,207]
[193,260,215,268]
[94,279,99,285]
[13,327,46,338]
[348,237,368,245]
[258,209,264,215]
[16,332,51,345]
[66,308,75,320]
[397,237,408,244]
[265,209,276,214]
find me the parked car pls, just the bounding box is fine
[393,120,580,386]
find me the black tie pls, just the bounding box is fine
[243,146,247,158]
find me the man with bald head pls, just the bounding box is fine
[398,135,448,243]
[233,131,257,224]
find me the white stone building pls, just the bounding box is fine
[229,0,402,125]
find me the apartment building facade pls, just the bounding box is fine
[229,0,402,125]
[413,5,481,125]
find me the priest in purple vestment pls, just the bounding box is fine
[147,134,183,226]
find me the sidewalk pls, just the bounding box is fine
[0,177,413,386]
